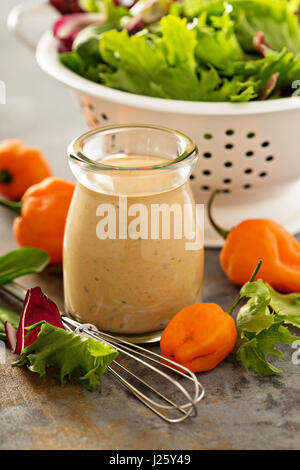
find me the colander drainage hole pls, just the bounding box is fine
[223,178,231,184]
[261,141,270,147]
[224,161,233,167]
[243,184,251,189]
[247,132,255,139]
[244,168,253,174]
[201,185,210,191]
[246,151,254,157]
[259,172,267,177]
[101,113,108,121]
[225,143,234,149]
[190,174,195,180]
[202,170,211,176]
[266,156,274,162]
[203,152,212,158]
[225,129,234,136]
[204,133,213,140]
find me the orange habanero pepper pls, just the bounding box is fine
[0,139,52,200]
[13,177,75,264]
[208,190,300,293]
[160,303,237,373]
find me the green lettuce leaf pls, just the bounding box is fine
[237,323,300,376]
[267,283,300,329]
[230,0,300,54]
[99,15,259,101]
[195,11,245,73]
[100,16,202,100]
[236,280,274,336]
[232,276,300,376]
[13,321,118,391]
[231,47,300,96]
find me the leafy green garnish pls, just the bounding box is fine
[13,321,118,391]
[0,306,19,342]
[230,277,300,376]
[268,283,300,329]
[230,0,300,55]
[98,15,261,101]
[0,247,50,286]
[195,10,245,73]
[237,323,299,376]
[236,280,273,336]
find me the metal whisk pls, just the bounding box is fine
[1,282,205,423]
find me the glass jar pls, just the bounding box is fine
[64,125,204,343]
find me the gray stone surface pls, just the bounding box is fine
[0,0,300,451]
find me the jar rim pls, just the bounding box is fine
[68,124,198,171]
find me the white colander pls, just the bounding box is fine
[9,0,300,246]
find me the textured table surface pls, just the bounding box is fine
[0,0,300,451]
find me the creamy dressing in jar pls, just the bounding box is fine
[64,126,203,341]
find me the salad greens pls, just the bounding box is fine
[228,277,300,376]
[58,0,300,101]
[13,321,118,391]
[2,285,118,391]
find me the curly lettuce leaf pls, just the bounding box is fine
[13,321,118,391]
[195,11,245,73]
[99,15,257,101]
[183,0,300,53]
[236,280,274,336]
[230,0,300,54]
[237,323,299,376]
[233,278,300,376]
[232,47,300,96]
[267,283,300,329]
[100,16,202,99]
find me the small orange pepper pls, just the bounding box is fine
[160,303,237,373]
[0,139,52,200]
[13,177,75,264]
[208,190,300,292]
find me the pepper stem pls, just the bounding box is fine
[207,190,230,239]
[0,170,12,184]
[226,260,263,316]
[0,200,22,215]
